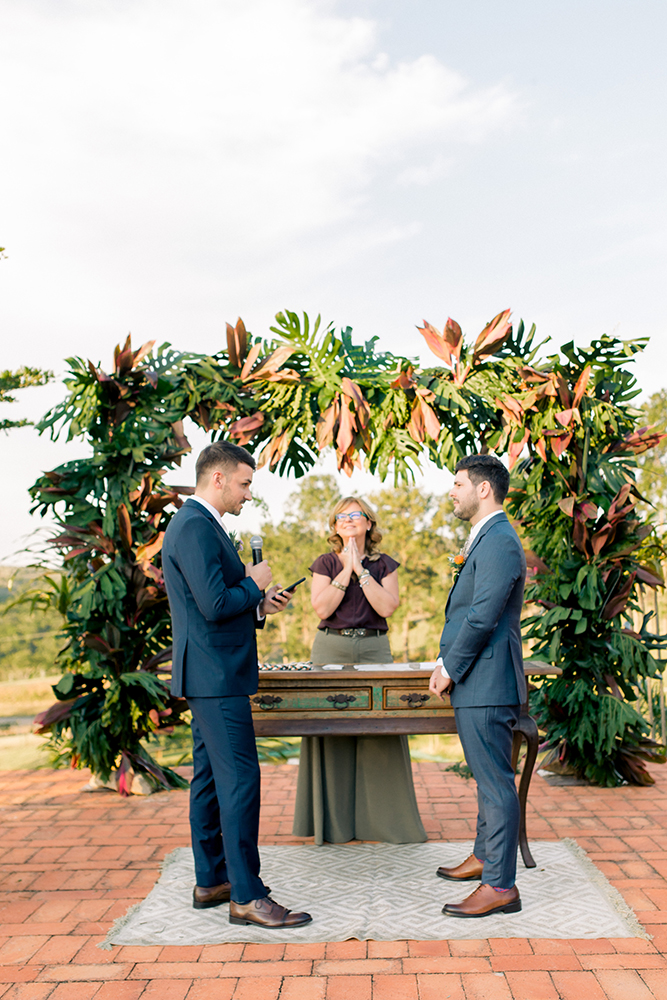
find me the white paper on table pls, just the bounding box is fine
[320,663,345,670]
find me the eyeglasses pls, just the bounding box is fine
[334,511,368,522]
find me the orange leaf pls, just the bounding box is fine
[555,408,577,427]
[473,309,512,359]
[117,503,133,552]
[508,428,529,470]
[316,399,340,450]
[243,345,295,382]
[228,411,265,446]
[135,532,165,571]
[534,437,547,462]
[390,367,416,390]
[557,496,576,517]
[336,400,356,455]
[132,340,156,368]
[240,343,262,380]
[226,318,247,368]
[550,432,572,458]
[572,365,592,408]
[341,378,371,429]
[417,320,461,366]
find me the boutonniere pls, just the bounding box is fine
[228,530,243,553]
[448,554,466,580]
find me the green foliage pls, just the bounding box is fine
[21,309,666,791]
[0,569,63,682]
[0,366,53,431]
[504,336,666,785]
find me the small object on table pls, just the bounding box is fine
[260,661,314,672]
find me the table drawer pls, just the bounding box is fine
[251,687,371,713]
[383,686,443,711]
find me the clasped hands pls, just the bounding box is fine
[245,559,292,616]
[339,537,365,577]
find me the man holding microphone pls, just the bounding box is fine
[162,440,312,928]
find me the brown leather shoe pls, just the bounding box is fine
[436,853,484,882]
[193,882,232,909]
[442,883,521,918]
[193,883,271,909]
[229,896,312,928]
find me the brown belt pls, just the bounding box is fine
[323,628,385,637]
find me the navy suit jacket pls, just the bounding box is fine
[162,498,263,698]
[440,512,527,708]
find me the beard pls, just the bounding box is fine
[453,494,480,522]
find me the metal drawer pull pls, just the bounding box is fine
[252,694,283,710]
[326,694,357,709]
[400,693,430,708]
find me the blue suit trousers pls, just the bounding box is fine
[187,696,268,904]
[454,704,521,889]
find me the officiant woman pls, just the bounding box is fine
[292,496,426,845]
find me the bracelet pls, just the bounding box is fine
[359,576,371,588]
[331,580,347,591]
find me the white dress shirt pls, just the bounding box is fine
[440,508,504,681]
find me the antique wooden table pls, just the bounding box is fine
[251,659,561,868]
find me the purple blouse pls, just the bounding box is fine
[309,552,400,631]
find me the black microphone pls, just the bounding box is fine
[250,535,263,565]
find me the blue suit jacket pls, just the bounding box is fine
[162,499,263,698]
[440,512,527,708]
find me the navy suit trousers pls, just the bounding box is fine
[454,704,520,888]
[187,696,268,904]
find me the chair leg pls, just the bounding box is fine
[513,714,539,869]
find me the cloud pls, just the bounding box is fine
[0,0,519,296]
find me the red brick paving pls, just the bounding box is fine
[3,763,667,996]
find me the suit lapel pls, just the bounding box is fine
[184,499,244,567]
[445,512,508,611]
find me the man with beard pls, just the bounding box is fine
[430,454,526,918]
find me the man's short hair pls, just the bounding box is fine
[195,440,256,483]
[455,454,510,503]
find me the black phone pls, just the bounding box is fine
[280,576,306,597]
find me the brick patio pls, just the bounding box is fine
[2,762,667,998]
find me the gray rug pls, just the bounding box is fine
[104,840,646,946]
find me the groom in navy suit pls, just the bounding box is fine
[430,454,526,918]
[162,440,311,928]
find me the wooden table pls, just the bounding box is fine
[252,659,561,868]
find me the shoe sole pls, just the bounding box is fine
[436,871,483,882]
[442,900,522,917]
[229,915,313,927]
[193,897,229,909]
[193,886,270,910]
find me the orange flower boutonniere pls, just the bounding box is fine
[448,553,466,580]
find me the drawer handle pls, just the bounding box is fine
[326,694,357,710]
[400,693,430,708]
[252,694,283,711]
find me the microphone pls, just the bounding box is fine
[250,535,263,565]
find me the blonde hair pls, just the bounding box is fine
[327,496,383,561]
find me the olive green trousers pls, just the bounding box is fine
[292,631,427,845]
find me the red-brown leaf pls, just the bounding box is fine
[473,309,512,360]
[229,411,265,446]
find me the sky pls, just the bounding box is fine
[1,0,666,561]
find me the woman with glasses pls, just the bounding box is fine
[292,496,426,845]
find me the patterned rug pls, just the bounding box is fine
[104,839,646,946]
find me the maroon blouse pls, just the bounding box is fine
[309,552,400,631]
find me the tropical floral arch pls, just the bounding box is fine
[25,308,665,791]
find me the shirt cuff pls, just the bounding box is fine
[436,656,450,681]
